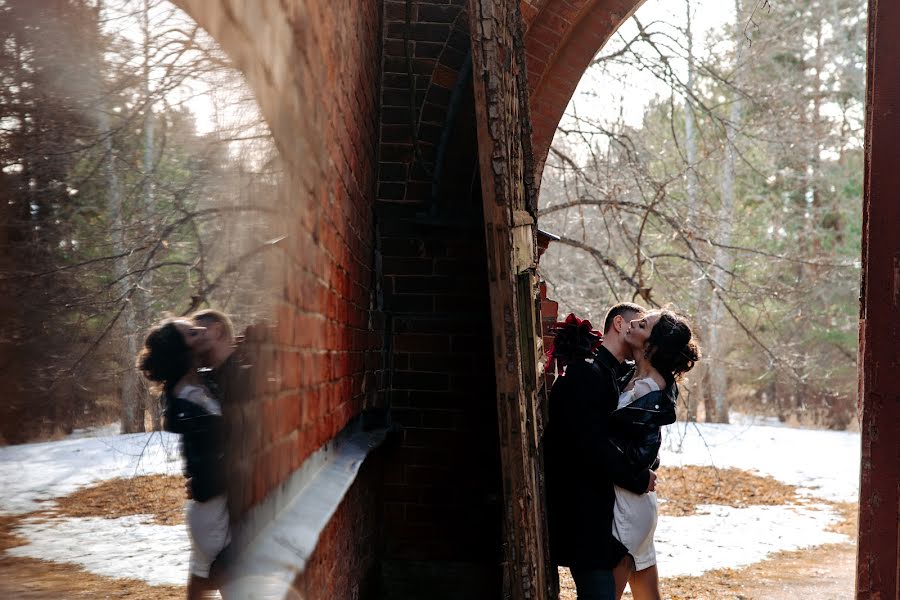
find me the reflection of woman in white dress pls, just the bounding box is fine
[608,310,701,600]
[137,319,230,600]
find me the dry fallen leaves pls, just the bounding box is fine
[1,475,187,598]
[558,466,857,600]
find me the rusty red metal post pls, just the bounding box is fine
[856,2,900,598]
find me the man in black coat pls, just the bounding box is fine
[544,302,656,599]
[187,309,252,590]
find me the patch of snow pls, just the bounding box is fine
[0,431,182,515]
[7,514,189,586]
[0,423,861,589]
[662,421,860,503]
[656,503,849,577]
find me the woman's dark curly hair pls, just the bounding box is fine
[644,310,701,386]
[136,319,191,394]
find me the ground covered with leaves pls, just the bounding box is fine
[0,475,186,598]
[558,466,857,599]
[1,466,856,598]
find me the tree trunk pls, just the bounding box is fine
[140,0,158,430]
[99,94,145,433]
[684,0,701,422]
[706,0,743,424]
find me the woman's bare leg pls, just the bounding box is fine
[628,565,661,600]
[187,574,215,599]
[613,554,635,599]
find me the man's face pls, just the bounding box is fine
[614,310,643,339]
[189,317,218,354]
[173,320,208,351]
[613,310,644,360]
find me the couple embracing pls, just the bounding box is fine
[136,310,248,599]
[544,302,700,599]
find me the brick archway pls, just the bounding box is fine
[521,0,645,184]
[511,1,898,597]
[142,2,895,598]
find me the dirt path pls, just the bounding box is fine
[0,555,183,599]
[560,540,855,600]
[0,477,185,599]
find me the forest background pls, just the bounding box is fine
[0,0,282,442]
[539,0,865,428]
[0,0,865,442]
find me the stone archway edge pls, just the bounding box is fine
[222,422,389,599]
[468,0,550,598]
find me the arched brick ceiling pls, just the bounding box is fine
[521,0,553,27]
[522,0,645,185]
[177,0,645,188]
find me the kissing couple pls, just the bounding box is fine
[544,302,700,600]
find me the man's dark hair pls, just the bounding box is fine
[603,302,646,333]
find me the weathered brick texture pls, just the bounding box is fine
[173,0,644,596]
[176,0,386,595]
[294,454,384,600]
[378,2,505,595]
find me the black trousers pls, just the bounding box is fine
[570,566,616,600]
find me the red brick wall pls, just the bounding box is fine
[182,0,387,594]
[293,454,384,600]
[186,1,518,595]
[223,0,383,512]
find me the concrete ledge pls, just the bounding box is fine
[221,420,389,599]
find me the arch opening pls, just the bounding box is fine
[532,0,868,597]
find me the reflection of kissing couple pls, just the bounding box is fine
[136,309,248,599]
[545,302,701,600]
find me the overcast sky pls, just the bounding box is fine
[565,0,738,131]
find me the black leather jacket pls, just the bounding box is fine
[605,382,678,494]
[162,386,227,502]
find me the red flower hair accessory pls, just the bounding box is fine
[546,313,602,374]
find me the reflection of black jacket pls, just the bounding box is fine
[163,386,227,502]
[544,348,630,570]
[606,383,678,493]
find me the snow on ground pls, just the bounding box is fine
[662,420,861,503]
[656,503,848,577]
[7,514,189,586]
[0,421,861,586]
[727,411,789,429]
[649,420,860,578]
[0,431,182,515]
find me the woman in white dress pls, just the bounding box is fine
[608,310,700,600]
[137,318,231,599]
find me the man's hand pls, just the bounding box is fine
[185,477,193,500]
[645,470,657,493]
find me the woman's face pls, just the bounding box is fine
[625,312,660,350]
[173,320,207,351]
